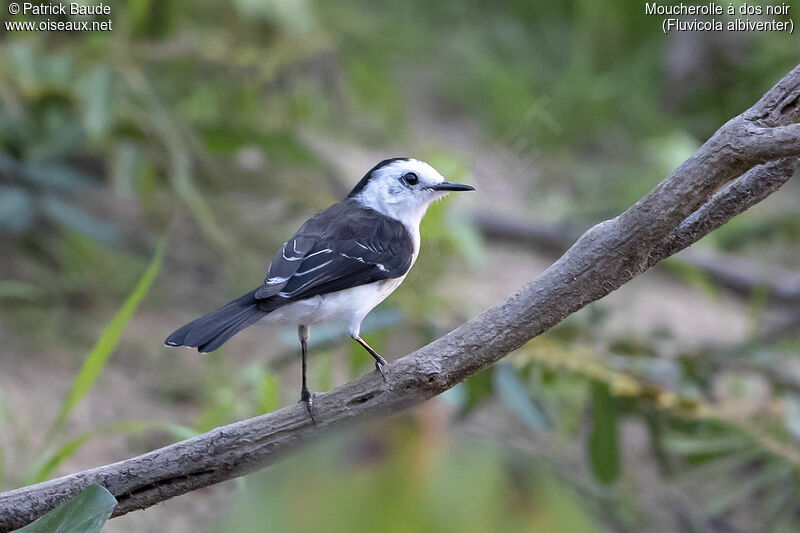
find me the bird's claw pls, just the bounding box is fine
[299,388,317,426]
[374,357,388,382]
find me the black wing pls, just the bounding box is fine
[254,200,414,309]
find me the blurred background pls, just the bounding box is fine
[1,1,799,531]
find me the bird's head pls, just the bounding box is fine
[347,157,475,226]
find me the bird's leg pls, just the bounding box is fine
[298,325,315,425]
[353,335,388,382]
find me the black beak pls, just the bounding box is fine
[429,181,476,192]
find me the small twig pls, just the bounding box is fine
[472,159,799,303]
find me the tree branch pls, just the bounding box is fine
[2,64,799,532]
[473,159,800,302]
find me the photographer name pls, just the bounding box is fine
[21,2,111,16]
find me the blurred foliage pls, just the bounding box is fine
[15,484,116,533]
[0,238,181,495]
[0,0,798,532]
[0,387,5,492]
[28,420,195,485]
[217,424,601,533]
[47,238,165,439]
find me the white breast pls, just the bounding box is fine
[261,275,407,337]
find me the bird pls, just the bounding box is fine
[165,157,475,421]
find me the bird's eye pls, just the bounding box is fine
[403,172,419,186]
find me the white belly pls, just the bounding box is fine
[261,276,406,336]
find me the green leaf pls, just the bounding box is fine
[439,382,467,409]
[643,412,673,476]
[47,238,166,440]
[233,0,316,34]
[124,70,226,248]
[13,485,116,533]
[492,363,548,430]
[0,280,44,302]
[238,364,280,415]
[660,257,719,299]
[463,368,494,413]
[164,422,201,441]
[0,186,34,234]
[81,67,112,141]
[316,352,333,393]
[259,371,279,414]
[705,462,793,517]
[445,212,485,263]
[40,196,122,245]
[9,43,37,88]
[25,163,98,191]
[782,395,800,441]
[588,381,620,484]
[31,420,197,483]
[662,435,750,456]
[111,142,143,197]
[29,434,93,485]
[0,154,98,191]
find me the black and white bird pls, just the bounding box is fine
[165,157,474,419]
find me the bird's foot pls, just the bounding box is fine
[299,388,317,426]
[374,355,388,382]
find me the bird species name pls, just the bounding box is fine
[645,2,724,15]
[645,3,791,16]
[663,18,792,32]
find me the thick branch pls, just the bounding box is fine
[1,64,799,531]
[647,158,797,264]
[473,159,800,302]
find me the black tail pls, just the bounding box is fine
[165,289,267,353]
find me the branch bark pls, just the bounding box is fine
[473,159,800,303]
[2,65,799,531]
